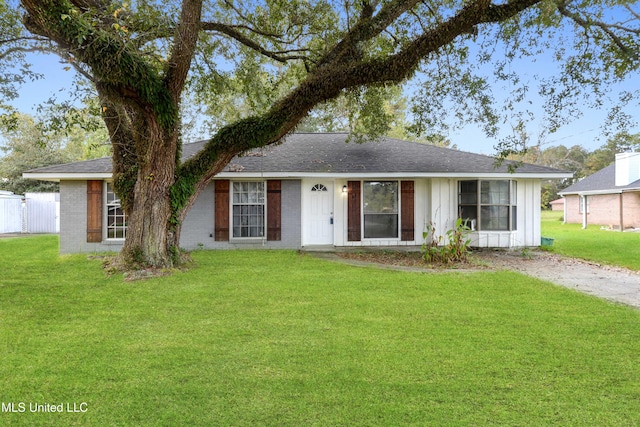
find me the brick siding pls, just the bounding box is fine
[564,192,640,229]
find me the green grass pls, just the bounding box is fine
[541,210,640,270]
[2,236,640,425]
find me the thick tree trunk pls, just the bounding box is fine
[120,175,177,268]
[117,122,180,269]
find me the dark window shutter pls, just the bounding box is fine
[266,180,282,241]
[86,180,103,243]
[401,181,415,241]
[347,181,361,241]
[214,180,230,241]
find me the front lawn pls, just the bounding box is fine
[2,235,640,425]
[541,210,640,270]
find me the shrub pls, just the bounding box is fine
[421,218,472,264]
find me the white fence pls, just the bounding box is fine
[0,193,23,233]
[0,192,60,234]
[24,193,60,233]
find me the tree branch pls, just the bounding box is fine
[201,21,310,63]
[21,0,178,129]
[625,5,640,21]
[176,0,545,211]
[557,3,640,60]
[316,0,421,70]
[164,0,203,103]
[67,0,110,11]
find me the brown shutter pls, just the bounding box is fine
[347,181,361,241]
[401,181,415,241]
[214,180,230,241]
[86,180,103,243]
[266,180,282,241]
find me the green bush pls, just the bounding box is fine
[421,218,472,264]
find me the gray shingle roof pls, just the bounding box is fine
[560,163,640,194]
[25,156,114,174]
[26,133,568,176]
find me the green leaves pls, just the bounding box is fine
[421,218,472,264]
[0,113,108,193]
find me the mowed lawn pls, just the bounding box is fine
[541,210,640,270]
[2,236,640,426]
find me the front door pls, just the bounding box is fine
[305,182,334,245]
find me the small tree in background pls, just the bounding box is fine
[0,113,109,194]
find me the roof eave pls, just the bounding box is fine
[560,186,640,196]
[22,172,113,182]
[23,171,573,181]
[217,171,574,179]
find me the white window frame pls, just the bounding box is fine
[362,180,400,240]
[458,180,517,231]
[231,181,266,239]
[105,182,127,240]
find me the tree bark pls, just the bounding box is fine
[116,113,180,269]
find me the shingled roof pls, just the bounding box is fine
[560,163,640,195]
[25,133,570,178]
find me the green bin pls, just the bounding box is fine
[541,237,554,247]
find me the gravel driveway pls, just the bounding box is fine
[479,251,640,310]
[320,249,640,310]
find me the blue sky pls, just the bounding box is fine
[8,51,640,155]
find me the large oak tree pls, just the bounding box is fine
[9,0,640,269]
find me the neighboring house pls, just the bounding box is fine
[23,133,571,254]
[549,198,564,211]
[559,152,640,229]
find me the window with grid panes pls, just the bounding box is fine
[106,182,127,239]
[232,182,265,238]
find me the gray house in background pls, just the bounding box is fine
[24,133,571,254]
[559,152,640,229]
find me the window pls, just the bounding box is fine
[106,182,127,239]
[458,180,517,231]
[363,181,398,238]
[311,184,328,192]
[232,181,265,238]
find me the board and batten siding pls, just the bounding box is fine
[430,178,541,248]
[333,179,422,248]
[427,178,541,248]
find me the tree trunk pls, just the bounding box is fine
[117,123,180,269]
[120,175,177,268]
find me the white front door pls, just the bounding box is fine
[305,182,334,245]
